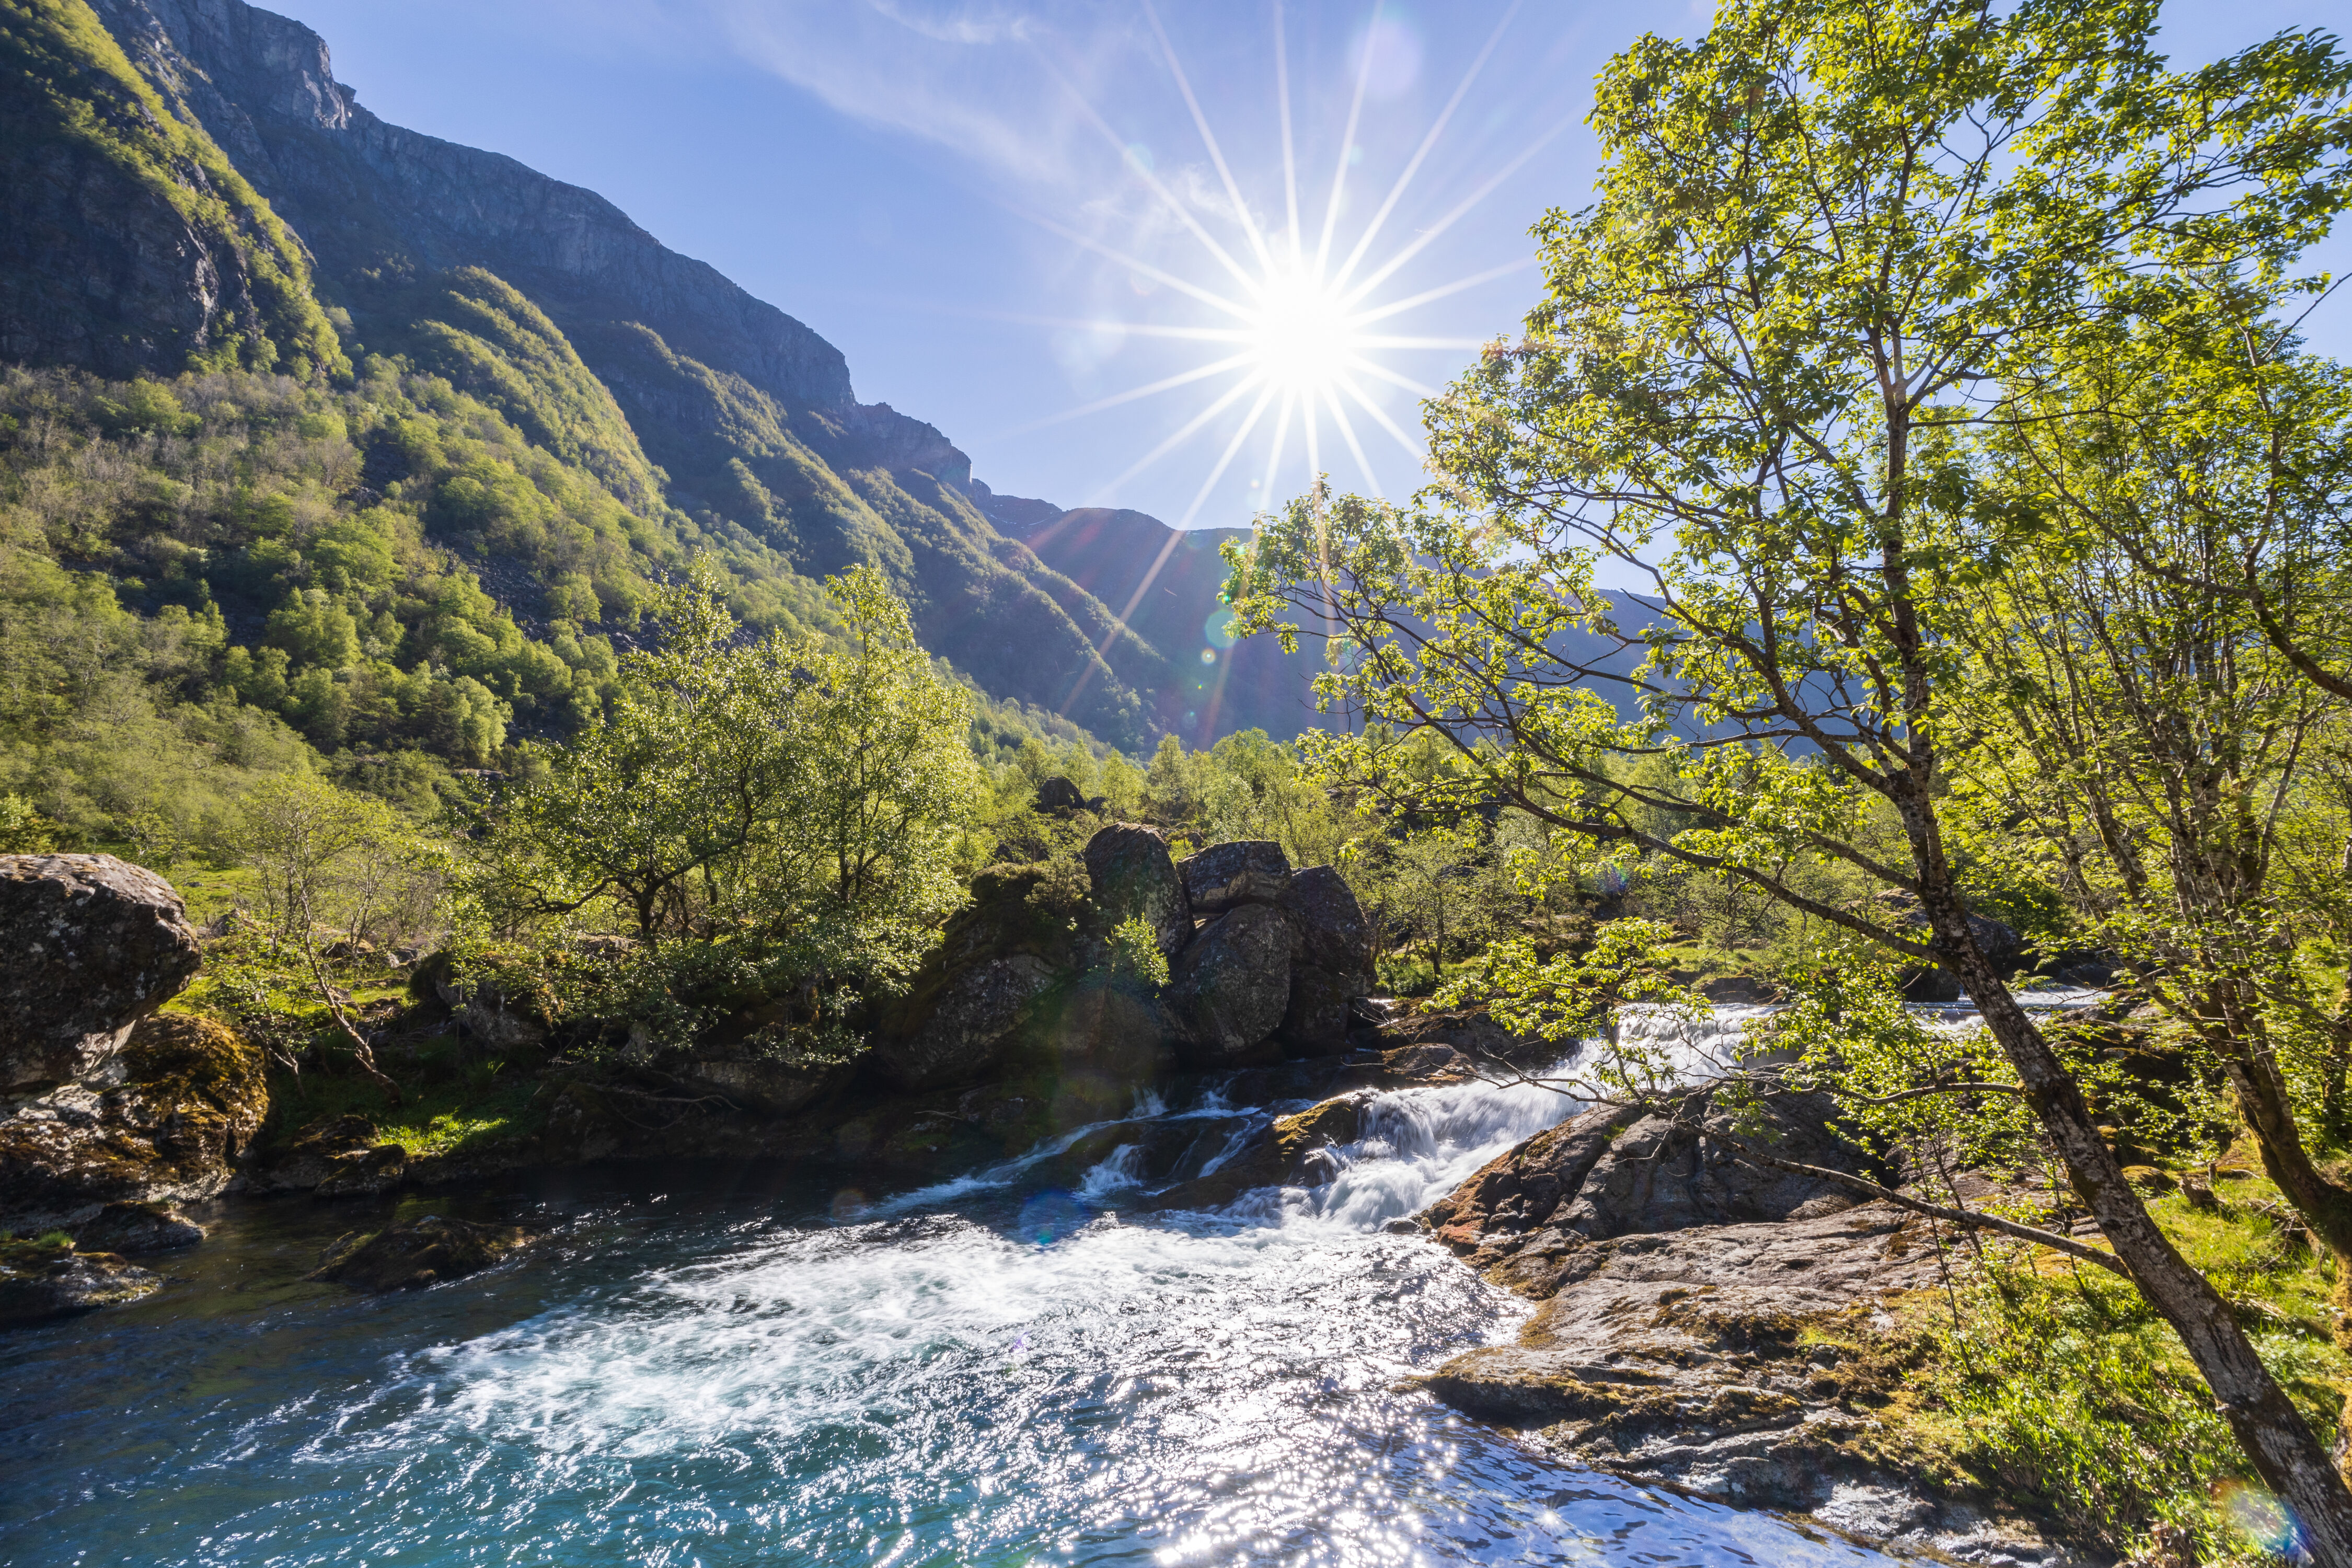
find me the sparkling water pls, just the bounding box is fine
[1,1063,1900,1566]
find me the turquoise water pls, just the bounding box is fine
[1,1071,1894,1567]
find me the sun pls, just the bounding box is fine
[1246,270,1360,397]
[1002,2,1566,535]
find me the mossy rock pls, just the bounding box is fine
[309,1215,536,1292]
[0,1236,159,1326]
[0,1013,267,1230]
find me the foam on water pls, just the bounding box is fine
[1,1045,1905,1567]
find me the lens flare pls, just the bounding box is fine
[2217,1480,2300,1557]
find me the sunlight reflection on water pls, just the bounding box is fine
[2,1063,1899,1567]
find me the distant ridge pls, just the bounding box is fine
[976,485,1324,744]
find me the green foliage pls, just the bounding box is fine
[1106,914,1170,992]
[470,566,983,1045]
[1919,1190,2351,1567]
[230,771,442,947]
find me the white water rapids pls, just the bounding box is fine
[1,1050,1911,1566]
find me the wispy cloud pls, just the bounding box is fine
[697,0,1138,190]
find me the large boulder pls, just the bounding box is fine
[878,954,1057,1090]
[1276,867,1376,1056]
[875,864,1081,1090]
[0,1014,268,1233]
[1179,841,1291,916]
[1166,904,1297,1067]
[2,854,201,1091]
[1083,823,1191,959]
[1867,889,2022,1001]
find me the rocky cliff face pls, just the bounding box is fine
[88,0,854,410]
[0,0,345,378]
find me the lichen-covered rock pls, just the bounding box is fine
[1,854,202,1091]
[1083,823,1191,958]
[0,1014,267,1233]
[876,864,1082,1090]
[309,1215,536,1292]
[0,1237,160,1326]
[1179,841,1292,915]
[70,1200,204,1252]
[1166,904,1297,1067]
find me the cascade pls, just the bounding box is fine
[0,1032,1905,1566]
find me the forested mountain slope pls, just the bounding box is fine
[1,0,1313,789]
[973,484,1323,742]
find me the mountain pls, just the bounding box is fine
[973,487,1324,743]
[0,0,1320,759]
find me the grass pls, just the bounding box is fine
[261,1035,545,1160]
[1846,1159,2349,1563]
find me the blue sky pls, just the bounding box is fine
[268,0,2348,533]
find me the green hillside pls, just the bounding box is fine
[0,0,1269,826]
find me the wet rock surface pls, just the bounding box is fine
[309,1215,537,1292]
[0,1014,268,1233]
[1,854,203,1091]
[0,1236,160,1327]
[1415,1080,2088,1564]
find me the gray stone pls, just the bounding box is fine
[1166,904,1296,1067]
[1277,867,1375,1055]
[1,854,201,1091]
[71,1201,205,1253]
[1083,823,1190,958]
[875,953,1058,1089]
[1179,841,1291,915]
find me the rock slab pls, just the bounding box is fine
[310,1215,536,1292]
[1,854,202,1090]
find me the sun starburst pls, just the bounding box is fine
[998,1,1570,722]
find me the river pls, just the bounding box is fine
[2,1059,1900,1567]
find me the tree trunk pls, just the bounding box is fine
[1916,880,2352,1558]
